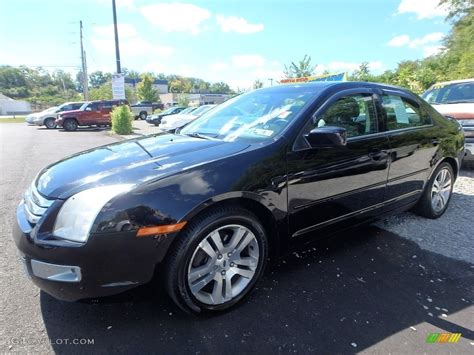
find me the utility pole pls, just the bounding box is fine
[268,78,274,86]
[112,0,121,74]
[79,20,89,100]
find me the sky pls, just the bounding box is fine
[0,0,451,90]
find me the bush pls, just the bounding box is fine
[111,105,133,135]
[153,108,162,114]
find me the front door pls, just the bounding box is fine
[287,90,390,238]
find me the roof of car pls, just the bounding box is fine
[429,78,474,88]
[262,81,411,94]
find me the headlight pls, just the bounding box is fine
[53,184,133,243]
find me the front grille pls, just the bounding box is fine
[23,183,54,225]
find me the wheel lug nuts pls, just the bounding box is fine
[221,270,226,275]
[217,254,222,259]
[230,262,235,267]
[227,252,232,257]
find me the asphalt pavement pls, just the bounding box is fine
[0,123,473,354]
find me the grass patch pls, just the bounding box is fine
[0,116,26,123]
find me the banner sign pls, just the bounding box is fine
[112,74,125,99]
[280,72,347,84]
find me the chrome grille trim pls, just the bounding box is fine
[23,183,54,225]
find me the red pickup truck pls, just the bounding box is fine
[56,99,129,131]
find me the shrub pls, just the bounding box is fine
[153,108,162,114]
[111,105,133,135]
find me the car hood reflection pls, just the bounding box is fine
[36,133,249,199]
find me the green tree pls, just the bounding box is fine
[177,93,190,106]
[253,79,263,89]
[137,73,159,101]
[210,81,231,94]
[89,71,111,88]
[111,105,133,135]
[283,55,315,78]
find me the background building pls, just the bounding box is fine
[0,93,31,115]
[159,93,232,107]
[124,78,168,94]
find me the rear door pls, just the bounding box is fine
[379,90,438,209]
[287,89,390,238]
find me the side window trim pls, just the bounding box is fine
[292,88,378,151]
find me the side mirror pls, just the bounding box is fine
[85,107,92,111]
[304,126,347,148]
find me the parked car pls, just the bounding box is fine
[160,104,216,132]
[55,99,129,131]
[146,106,187,126]
[130,101,164,120]
[13,82,464,314]
[25,102,84,129]
[422,79,474,164]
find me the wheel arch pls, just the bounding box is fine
[179,193,282,258]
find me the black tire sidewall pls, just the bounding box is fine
[422,162,454,218]
[171,209,268,314]
[140,112,147,120]
[44,118,55,129]
[64,119,77,131]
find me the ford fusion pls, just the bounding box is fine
[13,82,465,314]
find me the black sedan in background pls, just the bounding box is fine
[13,82,465,314]
[145,106,187,126]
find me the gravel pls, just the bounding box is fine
[377,168,474,264]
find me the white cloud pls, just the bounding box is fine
[209,62,229,71]
[387,32,445,57]
[423,45,444,57]
[327,61,361,72]
[387,34,411,47]
[408,32,444,48]
[231,54,266,68]
[397,0,448,19]
[91,24,174,58]
[140,3,211,35]
[216,15,264,34]
[93,24,137,39]
[314,61,384,74]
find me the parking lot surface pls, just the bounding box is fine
[0,123,473,354]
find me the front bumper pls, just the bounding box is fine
[146,116,162,125]
[13,202,175,301]
[464,138,474,161]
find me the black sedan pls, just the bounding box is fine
[13,82,465,314]
[145,106,187,126]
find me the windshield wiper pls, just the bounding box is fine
[183,132,217,140]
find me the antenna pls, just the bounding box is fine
[80,20,89,100]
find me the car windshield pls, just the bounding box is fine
[192,105,215,116]
[180,87,317,143]
[422,82,474,104]
[180,107,195,114]
[43,106,59,113]
[161,107,179,114]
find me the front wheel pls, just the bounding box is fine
[44,117,56,129]
[414,162,454,219]
[63,118,78,131]
[164,206,268,314]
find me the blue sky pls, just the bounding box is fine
[0,0,450,89]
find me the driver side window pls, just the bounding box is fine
[316,94,378,138]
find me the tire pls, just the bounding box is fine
[63,118,78,131]
[139,111,147,120]
[414,162,454,219]
[44,117,56,129]
[164,206,268,315]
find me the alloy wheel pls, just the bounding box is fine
[431,168,452,213]
[187,224,259,305]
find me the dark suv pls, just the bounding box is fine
[56,99,129,131]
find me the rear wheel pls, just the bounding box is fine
[164,206,268,314]
[44,117,56,129]
[63,118,78,131]
[414,162,454,219]
[139,111,147,120]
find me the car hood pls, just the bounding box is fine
[162,114,196,122]
[432,103,474,119]
[36,133,250,199]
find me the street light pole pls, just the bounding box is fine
[112,0,121,74]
